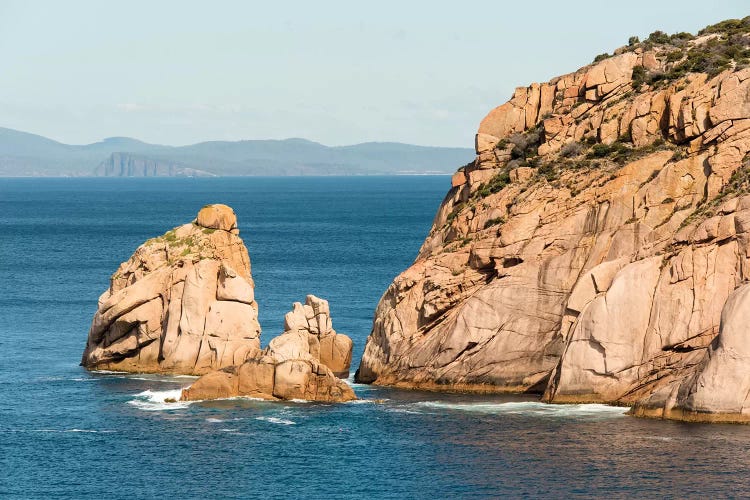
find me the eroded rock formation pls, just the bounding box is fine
[81,204,261,375]
[357,19,750,422]
[181,295,355,402]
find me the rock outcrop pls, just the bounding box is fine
[181,296,356,402]
[357,19,750,422]
[81,204,261,375]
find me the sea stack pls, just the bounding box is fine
[81,204,261,375]
[181,295,356,402]
[357,25,750,422]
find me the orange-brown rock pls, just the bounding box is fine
[81,205,261,375]
[181,296,355,402]
[357,23,750,422]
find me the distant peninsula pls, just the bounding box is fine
[0,127,474,177]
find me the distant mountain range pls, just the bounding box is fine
[0,127,474,177]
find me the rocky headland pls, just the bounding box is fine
[357,18,750,423]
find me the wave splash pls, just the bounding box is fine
[127,389,191,411]
[255,416,295,425]
[415,400,629,418]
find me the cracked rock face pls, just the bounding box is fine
[357,32,750,421]
[181,295,355,402]
[81,204,261,375]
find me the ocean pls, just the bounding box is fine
[2,176,750,498]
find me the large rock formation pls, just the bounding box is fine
[181,295,355,402]
[81,204,262,375]
[357,19,750,422]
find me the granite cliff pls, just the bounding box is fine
[357,18,750,422]
[94,152,215,177]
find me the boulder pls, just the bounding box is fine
[196,204,238,232]
[180,296,355,403]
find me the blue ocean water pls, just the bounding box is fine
[2,176,750,499]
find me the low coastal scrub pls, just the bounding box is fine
[593,17,750,88]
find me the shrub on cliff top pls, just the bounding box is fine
[699,17,750,37]
[593,52,610,63]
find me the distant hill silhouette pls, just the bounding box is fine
[0,127,473,176]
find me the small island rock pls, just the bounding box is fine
[81,204,261,375]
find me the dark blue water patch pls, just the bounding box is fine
[2,177,750,499]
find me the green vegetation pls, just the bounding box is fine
[483,217,505,229]
[459,236,473,247]
[202,227,216,235]
[476,171,511,198]
[699,17,750,37]
[446,202,465,223]
[560,141,584,158]
[596,18,750,90]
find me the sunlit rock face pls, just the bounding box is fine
[181,295,355,403]
[358,23,750,422]
[82,204,261,375]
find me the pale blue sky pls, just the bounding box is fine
[0,1,746,147]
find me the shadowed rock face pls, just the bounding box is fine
[357,26,750,422]
[181,295,355,403]
[81,204,261,375]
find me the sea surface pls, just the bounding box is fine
[2,176,750,499]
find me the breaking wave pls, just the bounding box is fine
[414,401,629,418]
[255,416,296,425]
[127,389,192,411]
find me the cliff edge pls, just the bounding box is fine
[357,18,750,422]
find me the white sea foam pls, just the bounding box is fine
[127,389,192,411]
[415,401,629,418]
[65,428,116,433]
[255,416,295,425]
[386,407,423,415]
[346,398,390,405]
[206,417,225,423]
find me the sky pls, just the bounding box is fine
[0,1,747,148]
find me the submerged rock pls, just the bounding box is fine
[357,20,750,422]
[81,204,261,375]
[181,295,355,402]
